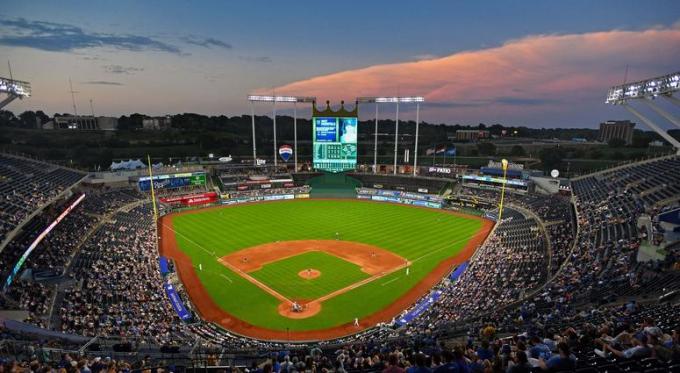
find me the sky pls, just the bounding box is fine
[1,0,679,128]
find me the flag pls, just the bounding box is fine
[435,146,446,154]
[425,148,435,156]
[445,147,456,156]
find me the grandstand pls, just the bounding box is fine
[0,153,678,372]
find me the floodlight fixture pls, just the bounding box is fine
[248,95,315,103]
[606,71,680,104]
[357,96,425,103]
[0,77,31,97]
[0,76,31,109]
[605,72,680,153]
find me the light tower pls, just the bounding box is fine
[356,96,424,175]
[0,76,31,109]
[606,71,680,152]
[247,95,315,170]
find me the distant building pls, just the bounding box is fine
[599,120,634,145]
[142,116,172,130]
[48,115,118,131]
[456,129,490,142]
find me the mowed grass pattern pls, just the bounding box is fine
[250,251,370,300]
[170,199,483,331]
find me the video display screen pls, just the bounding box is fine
[313,117,358,173]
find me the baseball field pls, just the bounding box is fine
[159,199,492,341]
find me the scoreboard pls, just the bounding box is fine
[313,116,358,173]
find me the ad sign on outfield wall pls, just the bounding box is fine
[159,192,218,206]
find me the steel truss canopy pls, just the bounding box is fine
[606,72,680,104]
[247,95,315,103]
[0,77,31,98]
[357,96,425,103]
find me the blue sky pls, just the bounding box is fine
[1,1,679,127]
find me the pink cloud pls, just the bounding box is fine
[271,26,680,126]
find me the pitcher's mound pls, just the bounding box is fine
[298,269,321,279]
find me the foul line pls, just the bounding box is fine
[314,261,410,304]
[218,257,293,304]
[162,223,217,257]
[381,277,401,286]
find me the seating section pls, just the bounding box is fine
[57,204,190,345]
[0,154,84,243]
[0,156,679,371]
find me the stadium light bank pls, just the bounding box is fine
[357,96,425,176]
[0,76,31,109]
[606,71,680,152]
[247,95,316,170]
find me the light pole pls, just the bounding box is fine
[250,102,256,165]
[413,103,420,176]
[293,102,298,171]
[273,100,277,167]
[356,96,425,175]
[606,71,680,153]
[247,95,316,169]
[374,104,378,173]
[393,101,399,174]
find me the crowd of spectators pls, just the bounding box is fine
[0,154,84,242]
[226,186,311,199]
[0,189,151,329]
[57,204,191,345]
[3,300,679,372]
[1,155,679,371]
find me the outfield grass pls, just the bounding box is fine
[170,199,483,331]
[250,251,370,300]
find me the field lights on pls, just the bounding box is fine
[606,72,680,104]
[0,77,31,98]
[247,95,316,103]
[357,96,425,103]
[3,194,86,291]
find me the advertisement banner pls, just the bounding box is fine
[449,262,468,282]
[295,193,311,199]
[164,282,192,321]
[160,192,218,206]
[396,290,442,326]
[279,144,293,162]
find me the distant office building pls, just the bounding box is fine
[48,115,118,131]
[142,116,172,130]
[599,120,634,145]
[456,129,490,142]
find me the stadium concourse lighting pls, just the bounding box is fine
[605,71,680,152]
[247,95,316,170]
[0,76,31,109]
[356,96,425,175]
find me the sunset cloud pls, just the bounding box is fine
[273,26,680,126]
